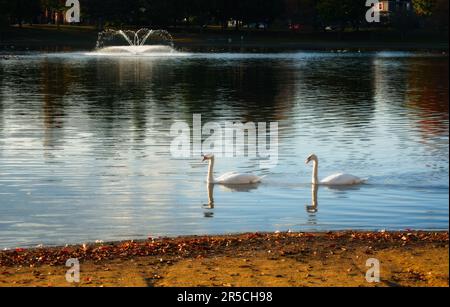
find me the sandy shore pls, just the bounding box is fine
[0,231,448,287]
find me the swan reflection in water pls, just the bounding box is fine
[202,183,260,218]
[203,183,215,212]
[306,184,319,214]
[203,180,363,219]
[306,184,363,214]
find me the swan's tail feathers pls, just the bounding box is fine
[360,178,369,184]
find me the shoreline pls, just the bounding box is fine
[1,231,448,287]
[1,26,448,53]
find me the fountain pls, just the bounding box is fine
[95,28,175,55]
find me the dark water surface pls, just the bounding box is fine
[0,51,448,248]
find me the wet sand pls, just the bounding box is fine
[0,232,448,287]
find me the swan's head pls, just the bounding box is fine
[305,154,318,164]
[202,154,215,162]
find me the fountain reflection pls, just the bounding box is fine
[41,59,69,153]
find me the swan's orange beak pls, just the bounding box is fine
[202,155,207,162]
[305,157,311,164]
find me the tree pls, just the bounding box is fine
[0,0,11,25]
[285,0,319,27]
[0,0,12,39]
[413,0,436,16]
[317,0,365,30]
[413,0,448,30]
[244,0,284,27]
[432,0,449,30]
[41,0,66,27]
[9,0,41,27]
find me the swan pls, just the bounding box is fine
[305,154,366,186]
[202,154,264,185]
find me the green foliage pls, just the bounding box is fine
[0,0,447,32]
[316,0,366,29]
[5,0,42,26]
[0,0,12,29]
[286,0,318,25]
[412,0,436,16]
[413,0,448,30]
[432,0,449,29]
[81,0,283,28]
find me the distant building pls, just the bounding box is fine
[41,0,71,25]
[379,0,413,20]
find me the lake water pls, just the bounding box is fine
[0,51,448,249]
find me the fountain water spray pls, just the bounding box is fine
[95,28,175,54]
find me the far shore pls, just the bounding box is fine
[0,231,448,287]
[0,25,448,53]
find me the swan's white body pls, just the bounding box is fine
[214,172,263,185]
[306,154,365,186]
[203,155,264,185]
[320,173,365,186]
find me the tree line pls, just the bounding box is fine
[1,0,448,31]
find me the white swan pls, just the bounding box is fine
[305,154,366,186]
[202,154,264,185]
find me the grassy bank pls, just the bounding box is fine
[0,25,98,51]
[0,25,448,52]
[0,231,448,287]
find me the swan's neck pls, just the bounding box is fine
[207,158,215,184]
[312,160,319,185]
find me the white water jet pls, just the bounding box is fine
[95,28,176,55]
